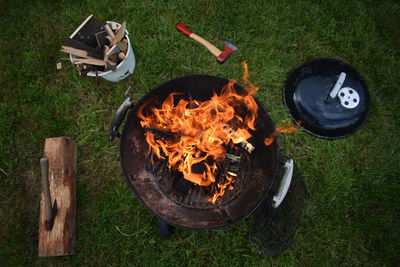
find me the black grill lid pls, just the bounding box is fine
[282,58,369,139]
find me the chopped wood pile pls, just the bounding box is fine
[61,15,128,76]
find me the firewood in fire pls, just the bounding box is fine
[143,126,254,155]
[223,126,255,153]
[191,162,207,174]
[226,153,241,162]
[173,176,194,196]
[143,127,179,142]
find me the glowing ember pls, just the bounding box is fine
[138,63,258,204]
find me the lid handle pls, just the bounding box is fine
[329,72,347,98]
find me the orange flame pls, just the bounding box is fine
[242,62,259,95]
[211,174,234,204]
[264,121,301,146]
[138,75,259,203]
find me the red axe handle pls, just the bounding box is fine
[176,23,222,57]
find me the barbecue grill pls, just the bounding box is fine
[109,75,306,255]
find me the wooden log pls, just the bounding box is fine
[110,21,118,31]
[103,45,110,62]
[110,21,126,46]
[63,38,103,60]
[118,52,126,60]
[72,58,107,67]
[118,38,128,54]
[60,46,102,61]
[106,59,117,71]
[223,126,255,153]
[109,53,119,63]
[104,24,115,39]
[38,137,77,257]
[106,44,122,63]
[106,44,122,57]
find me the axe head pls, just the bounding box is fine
[217,40,238,63]
[44,199,58,231]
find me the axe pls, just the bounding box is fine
[40,157,58,231]
[176,23,238,63]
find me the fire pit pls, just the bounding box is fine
[117,75,278,229]
[109,75,306,254]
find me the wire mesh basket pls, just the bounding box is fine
[248,154,307,256]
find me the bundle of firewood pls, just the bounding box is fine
[61,15,128,76]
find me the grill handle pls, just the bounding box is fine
[273,159,294,208]
[109,97,133,141]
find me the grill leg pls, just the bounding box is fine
[157,218,174,238]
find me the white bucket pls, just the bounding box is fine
[70,21,135,83]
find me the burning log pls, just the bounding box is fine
[223,126,255,154]
[225,153,241,162]
[143,127,179,141]
[173,176,194,197]
[143,126,254,155]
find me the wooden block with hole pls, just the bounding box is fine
[38,136,77,257]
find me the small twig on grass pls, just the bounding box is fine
[0,168,7,176]
[115,216,154,237]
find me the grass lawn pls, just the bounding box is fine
[1,0,399,265]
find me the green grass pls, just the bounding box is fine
[1,0,399,265]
